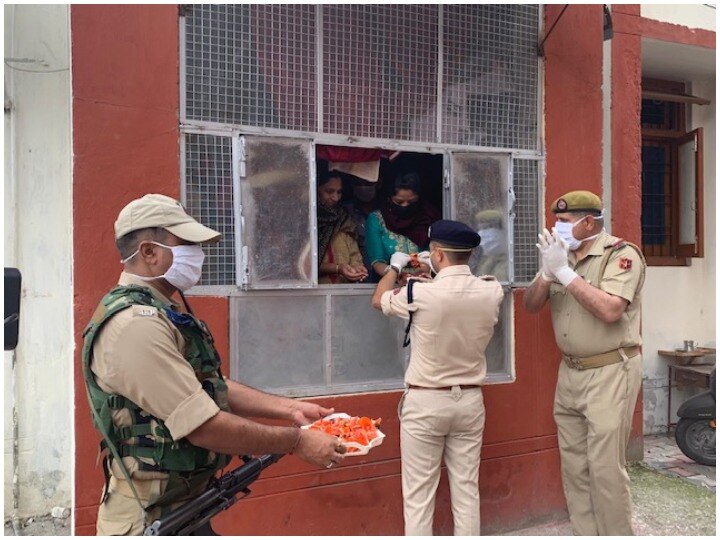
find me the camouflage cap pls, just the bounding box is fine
[551,190,603,214]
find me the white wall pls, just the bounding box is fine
[3,5,73,518]
[642,76,716,434]
[641,4,717,32]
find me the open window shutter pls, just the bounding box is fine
[449,152,511,282]
[676,128,703,258]
[238,135,316,289]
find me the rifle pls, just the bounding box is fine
[144,454,283,536]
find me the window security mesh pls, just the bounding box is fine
[323,5,438,140]
[512,159,541,283]
[184,5,539,151]
[185,4,317,131]
[444,5,539,149]
[184,133,236,285]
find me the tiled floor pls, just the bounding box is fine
[642,433,715,491]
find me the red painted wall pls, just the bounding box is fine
[71,4,182,535]
[544,4,604,212]
[71,4,637,535]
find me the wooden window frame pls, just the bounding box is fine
[641,79,704,267]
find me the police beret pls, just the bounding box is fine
[428,219,481,248]
[551,190,603,214]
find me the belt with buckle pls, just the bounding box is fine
[408,384,481,390]
[563,346,640,370]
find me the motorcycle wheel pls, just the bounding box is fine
[675,418,716,466]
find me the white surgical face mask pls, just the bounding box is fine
[554,215,603,251]
[122,242,205,291]
[477,228,506,256]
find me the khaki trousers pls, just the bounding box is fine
[96,489,154,536]
[553,353,643,536]
[399,386,485,536]
[96,476,167,536]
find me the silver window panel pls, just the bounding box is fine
[239,136,316,289]
[231,295,327,393]
[231,290,404,397]
[330,294,406,386]
[229,287,513,396]
[486,290,513,378]
[449,153,511,283]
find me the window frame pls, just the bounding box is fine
[179,5,546,395]
[640,78,705,266]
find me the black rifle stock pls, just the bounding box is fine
[144,454,283,536]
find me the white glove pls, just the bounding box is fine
[389,252,411,273]
[535,229,554,281]
[417,251,431,267]
[543,229,578,286]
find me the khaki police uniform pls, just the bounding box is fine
[91,272,221,535]
[381,265,503,536]
[544,230,645,535]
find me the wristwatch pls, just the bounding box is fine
[386,264,401,275]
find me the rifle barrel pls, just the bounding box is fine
[144,454,282,536]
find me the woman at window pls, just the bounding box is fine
[317,172,368,284]
[366,172,440,279]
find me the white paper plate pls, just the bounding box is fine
[302,412,385,456]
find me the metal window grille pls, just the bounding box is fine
[512,159,541,283]
[323,5,438,140]
[185,4,317,131]
[184,5,539,150]
[184,133,236,285]
[443,5,539,149]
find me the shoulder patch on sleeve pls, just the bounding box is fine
[132,305,158,317]
[619,257,632,270]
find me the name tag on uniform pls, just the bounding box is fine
[133,307,156,317]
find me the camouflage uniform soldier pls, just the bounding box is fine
[84,194,346,535]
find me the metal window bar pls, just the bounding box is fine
[443,5,539,150]
[184,4,539,151]
[183,133,236,286]
[512,159,541,284]
[184,4,317,131]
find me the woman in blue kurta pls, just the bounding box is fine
[366,172,440,280]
